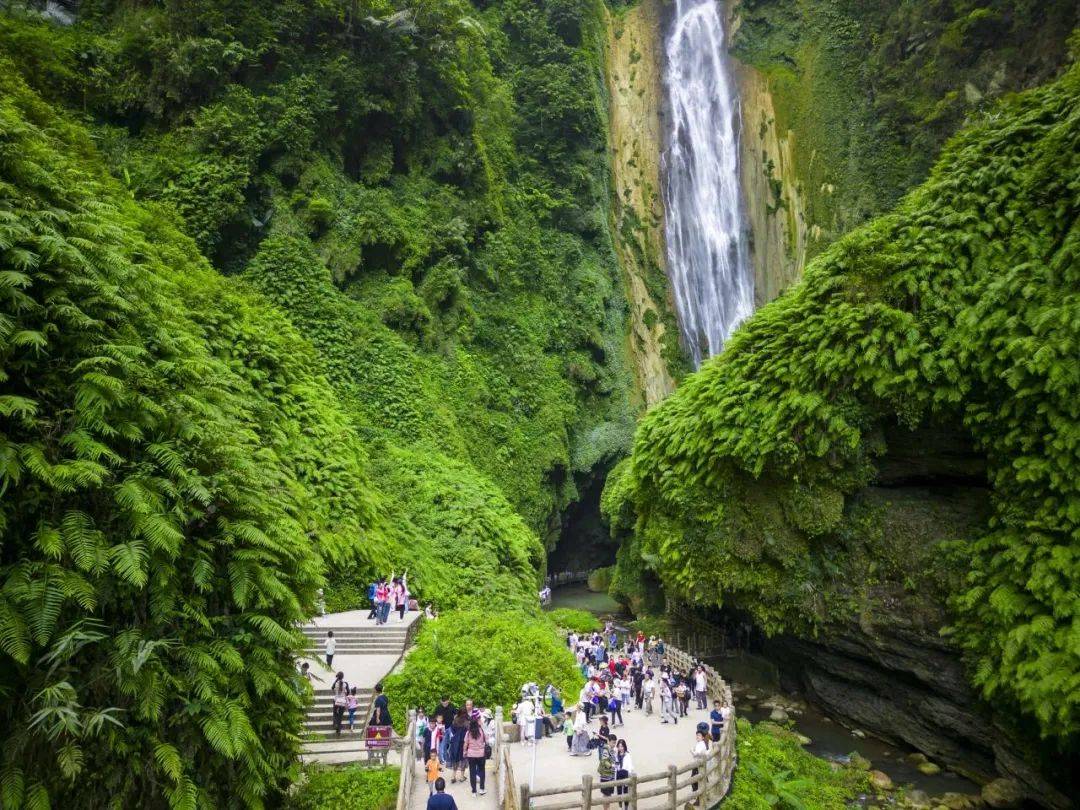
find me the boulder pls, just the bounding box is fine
[849,752,872,771]
[918,761,942,776]
[905,789,933,808]
[796,734,812,745]
[938,792,981,810]
[851,728,866,738]
[908,753,929,765]
[982,778,1024,809]
[769,707,789,722]
[869,770,894,791]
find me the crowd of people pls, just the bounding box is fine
[559,624,732,804]
[417,695,499,801]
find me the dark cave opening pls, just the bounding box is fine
[547,462,620,574]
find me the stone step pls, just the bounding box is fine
[301,736,398,753]
[302,625,410,634]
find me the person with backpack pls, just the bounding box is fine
[370,682,391,726]
[330,672,349,735]
[367,580,378,619]
[463,717,488,795]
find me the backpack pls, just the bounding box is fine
[367,582,376,600]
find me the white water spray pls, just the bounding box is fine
[662,0,754,367]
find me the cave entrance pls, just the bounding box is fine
[547,461,619,576]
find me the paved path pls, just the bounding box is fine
[508,700,715,802]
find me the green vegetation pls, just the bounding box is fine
[0,0,640,805]
[732,0,1078,257]
[586,564,614,592]
[286,765,398,810]
[381,611,584,730]
[546,607,603,634]
[626,62,1080,742]
[725,721,868,810]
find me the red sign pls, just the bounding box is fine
[366,725,392,750]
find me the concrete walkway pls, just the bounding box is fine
[508,700,715,801]
[404,699,716,809]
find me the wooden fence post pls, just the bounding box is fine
[519,784,530,810]
[629,773,638,808]
[667,764,678,809]
[582,774,593,810]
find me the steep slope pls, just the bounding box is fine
[622,61,1079,805]
[728,0,1079,299]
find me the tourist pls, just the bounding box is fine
[709,700,724,742]
[660,677,677,724]
[463,717,488,795]
[691,729,709,796]
[375,578,390,625]
[565,708,576,750]
[597,734,616,796]
[615,739,634,809]
[330,672,349,735]
[324,630,336,667]
[433,717,447,764]
[370,682,391,726]
[448,709,469,783]
[346,687,359,733]
[426,777,458,810]
[416,707,431,759]
[608,687,623,727]
[367,579,379,619]
[571,705,591,756]
[433,696,457,728]
[394,570,409,620]
[675,675,690,717]
[694,667,708,709]
[515,693,536,745]
[642,671,655,715]
[426,749,442,795]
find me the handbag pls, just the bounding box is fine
[484,743,492,760]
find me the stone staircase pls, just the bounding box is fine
[298,620,414,762]
[302,624,410,657]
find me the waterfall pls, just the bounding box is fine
[662,0,753,368]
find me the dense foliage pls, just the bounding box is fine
[725,720,868,810]
[381,610,584,730]
[0,63,384,808]
[0,0,643,805]
[546,607,603,634]
[285,765,398,810]
[626,62,1080,741]
[732,0,1078,256]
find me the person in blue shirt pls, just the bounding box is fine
[709,699,724,742]
[427,777,458,810]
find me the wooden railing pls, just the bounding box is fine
[395,710,418,810]
[505,642,737,809]
[544,569,595,588]
[665,600,728,659]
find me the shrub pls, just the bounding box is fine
[287,765,399,810]
[725,720,868,810]
[381,610,584,731]
[547,608,602,634]
[587,565,614,593]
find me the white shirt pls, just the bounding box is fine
[693,739,709,757]
[574,711,588,731]
[517,700,535,722]
[618,752,635,773]
[695,672,706,691]
[324,637,336,655]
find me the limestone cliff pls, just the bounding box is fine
[602,0,680,406]
[730,53,809,306]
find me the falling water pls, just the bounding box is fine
[662,0,754,368]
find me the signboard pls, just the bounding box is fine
[366,725,392,750]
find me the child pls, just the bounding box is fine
[346,687,359,733]
[324,630,336,667]
[433,718,446,763]
[426,749,441,795]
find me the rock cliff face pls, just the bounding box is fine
[602,0,680,405]
[727,5,810,306]
[770,620,1070,809]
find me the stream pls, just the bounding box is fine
[549,584,981,804]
